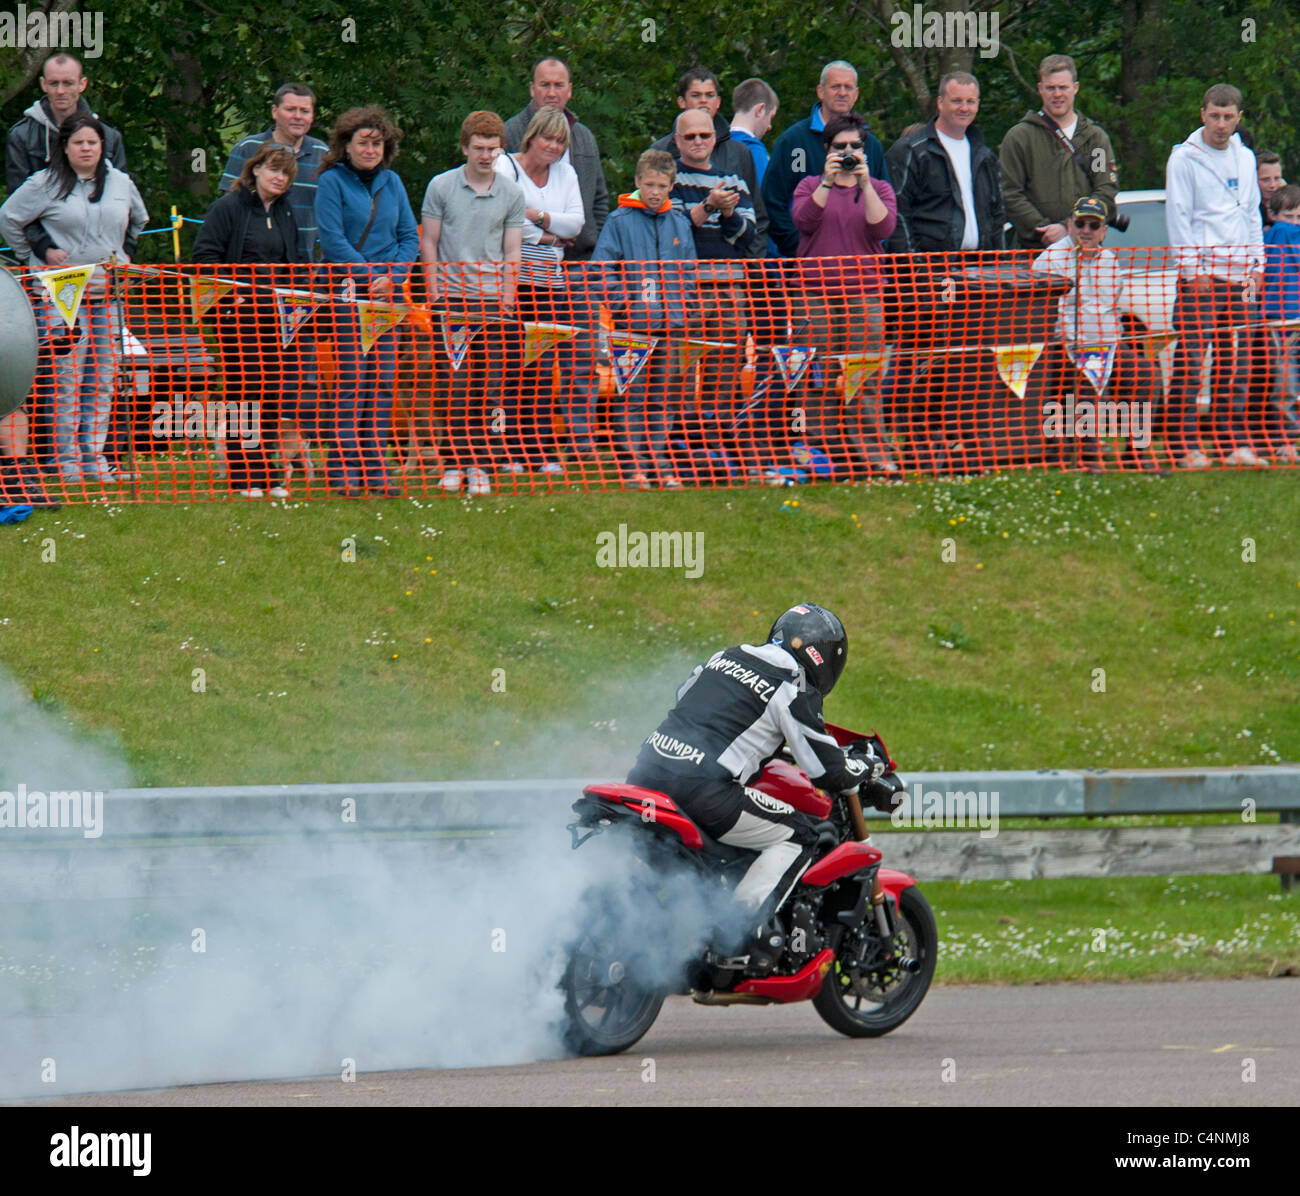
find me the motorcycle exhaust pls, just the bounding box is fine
[691,991,777,1006]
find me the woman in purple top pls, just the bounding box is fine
[791,113,899,476]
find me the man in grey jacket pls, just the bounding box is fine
[5,53,128,265]
[503,57,608,260]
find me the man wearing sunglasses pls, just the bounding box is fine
[648,68,768,256]
[1032,196,1161,472]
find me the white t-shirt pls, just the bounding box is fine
[1060,115,1078,140]
[936,128,980,250]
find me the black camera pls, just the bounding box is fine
[1108,211,1131,232]
[838,152,858,170]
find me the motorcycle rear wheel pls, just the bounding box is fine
[561,906,665,1057]
[813,884,937,1038]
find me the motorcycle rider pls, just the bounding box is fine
[627,603,902,954]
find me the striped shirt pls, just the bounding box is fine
[670,161,757,258]
[219,128,328,260]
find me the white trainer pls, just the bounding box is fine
[466,467,492,496]
[440,469,464,492]
[1224,446,1268,467]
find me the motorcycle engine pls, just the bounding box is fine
[783,899,824,970]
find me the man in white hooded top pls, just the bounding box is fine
[1165,83,1267,469]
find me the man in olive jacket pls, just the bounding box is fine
[503,56,609,261]
[999,53,1118,250]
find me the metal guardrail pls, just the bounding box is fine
[2,767,1296,840]
[2,769,1297,895]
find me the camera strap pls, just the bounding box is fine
[1038,110,1095,193]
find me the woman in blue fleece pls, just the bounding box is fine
[315,106,418,497]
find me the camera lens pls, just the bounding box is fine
[1110,212,1131,232]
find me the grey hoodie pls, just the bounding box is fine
[0,162,147,269]
[5,96,128,192]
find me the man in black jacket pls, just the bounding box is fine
[886,72,1003,253]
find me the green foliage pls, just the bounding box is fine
[2,1,1299,254]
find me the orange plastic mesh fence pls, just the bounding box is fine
[3,250,1296,504]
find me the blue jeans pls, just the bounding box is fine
[45,295,121,481]
[327,299,398,490]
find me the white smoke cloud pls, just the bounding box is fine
[0,660,751,1099]
[0,664,133,791]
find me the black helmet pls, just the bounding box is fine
[767,603,848,695]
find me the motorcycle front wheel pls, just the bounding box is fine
[813,883,937,1038]
[561,900,665,1057]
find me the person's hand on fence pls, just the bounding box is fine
[368,274,393,300]
[44,248,69,267]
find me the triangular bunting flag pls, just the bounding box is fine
[837,347,893,402]
[523,321,580,365]
[191,277,235,322]
[440,317,483,371]
[772,345,817,392]
[608,331,658,395]
[674,338,734,376]
[1065,343,1117,396]
[358,302,410,354]
[992,343,1045,399]
[38,264,96,328]
[1139,332,1178,361]
[275,291,320,348]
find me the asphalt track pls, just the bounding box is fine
[30,977,1300,1107]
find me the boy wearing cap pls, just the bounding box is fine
[1032,196,1161,470]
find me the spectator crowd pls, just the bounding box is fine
[1,50,1297,508]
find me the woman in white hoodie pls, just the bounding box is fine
[0,114,147,484]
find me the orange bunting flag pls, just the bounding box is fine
[358,301,410,353]
[1139,332,1178,361]
[992,343,1044,399]
[674,338,734,376]
[190,277,236,322]
[523,321,580,365]
[837,347,893,401]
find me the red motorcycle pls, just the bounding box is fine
[562,724,936,1055]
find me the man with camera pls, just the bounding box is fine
[1000,53,1119,249]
